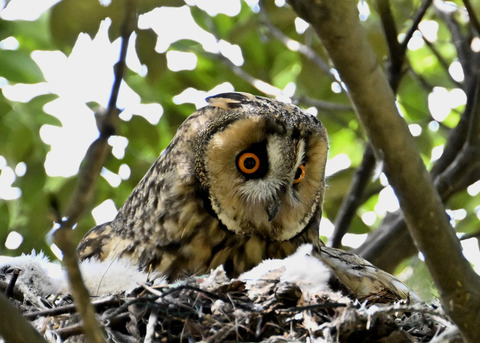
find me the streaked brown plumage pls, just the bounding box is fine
[77,92,329,280]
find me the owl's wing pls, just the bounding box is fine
[313,245,422,303]
[77,223,116,261]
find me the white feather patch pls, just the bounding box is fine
[0,252,160,297]
[239,244,332,294]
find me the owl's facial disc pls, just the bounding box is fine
[234,135,299,222]
[202,114,328,241]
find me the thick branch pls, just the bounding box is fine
[288,1,480,341]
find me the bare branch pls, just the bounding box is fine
[261,10,333,77]
[330,145,376,248]
[219,55,351,112]
[423,38,463,88]
[293,95,352,112]
[354,213,416,271]
[400,0,433,51]
[375,0,404,91]
[356,159,480,272]
[463,0,480,36]
[435,5,473,84]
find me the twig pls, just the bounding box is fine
[430,74,479,177]
[467,77,480,146]
[276,302,348,313]
[359,13,480,272]
[293,95,352,112]
[376,0,403,91]
[460,230,480,241]
[435,5,472,81]
[53,312,131,341]
[433,72,480,193]
[219,55,350,112]
[24,295,124,320]
[260,10,333,77]
[463,0,480,36]
[434,145,480,200]
[53,322,85,340]
[423,38,463,88]
[400,0,433,51]
[330,145,376,248]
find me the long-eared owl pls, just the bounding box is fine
[77,92,329,280]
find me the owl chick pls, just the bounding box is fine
[77,92,328,280]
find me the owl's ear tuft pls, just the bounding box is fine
[206,92,255,110]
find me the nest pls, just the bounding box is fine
[5,267,461,343]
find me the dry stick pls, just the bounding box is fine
[5,268,20,298]
[53,218,106,343]
[144,308,159,343]
[288,1,480,342]
[24,296,124,320]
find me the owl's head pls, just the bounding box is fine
[194,92,328,241]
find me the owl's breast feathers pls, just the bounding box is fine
[77,92,328,280]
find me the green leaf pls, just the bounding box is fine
[0,50,43,83]
[49,0,108,49]
[136,28,167,82]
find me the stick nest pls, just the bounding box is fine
[4,267,461,343]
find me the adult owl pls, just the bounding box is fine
[77,92,329,280]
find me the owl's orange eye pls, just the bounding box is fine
[237,152,261,174]
[293,164,305,184]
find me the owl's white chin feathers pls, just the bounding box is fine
[217,198,310,241]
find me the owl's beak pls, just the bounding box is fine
[266,198,280,221]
